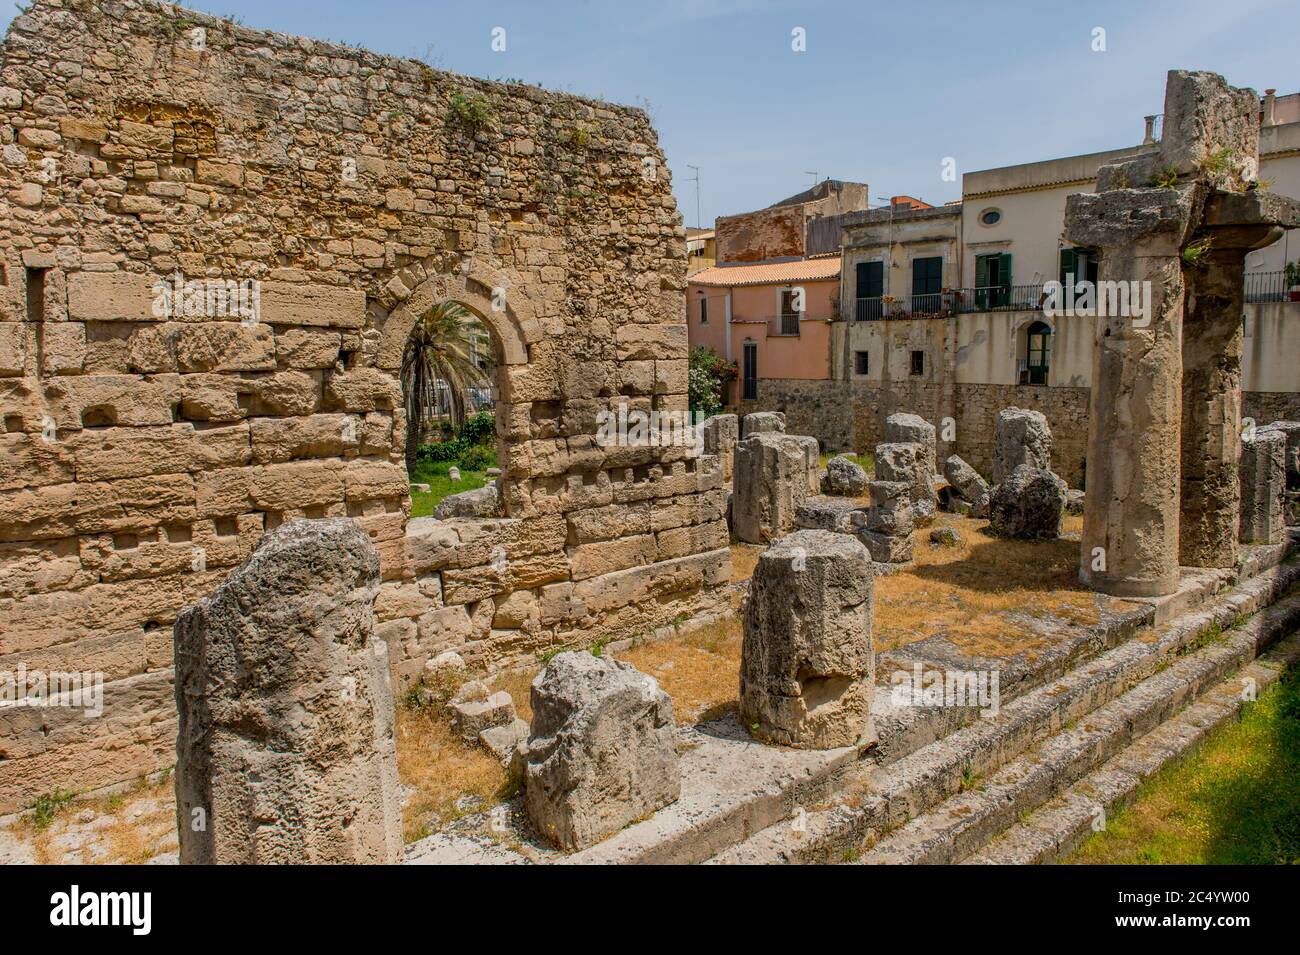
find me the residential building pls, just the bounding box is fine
[714,179,868,263]
[686,227,716,274]
[729,84,1300,486]
[687,256,840,404]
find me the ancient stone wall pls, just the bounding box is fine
[0,0,728,812]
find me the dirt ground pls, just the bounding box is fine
[0,511,1100,863]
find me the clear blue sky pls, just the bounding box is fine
[3,0,1295,227]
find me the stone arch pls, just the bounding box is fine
[375,267,538,375]
[374,267,542,516]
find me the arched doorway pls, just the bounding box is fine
[1021,320,1052,385]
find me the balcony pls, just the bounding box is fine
[1245,270,1299,304]
[768,313,803,336]
[850,274,1299,320]
[853,285,1045,320]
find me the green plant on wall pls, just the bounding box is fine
[447,92,496,134]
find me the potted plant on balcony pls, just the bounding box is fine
[1286,261,1300,302]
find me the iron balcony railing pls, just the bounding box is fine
[850,274,1299,320]
[853,285,1045,319]
[1244,270,1297,303]
[768,313,803,336]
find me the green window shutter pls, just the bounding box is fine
[999,253,1013,287]
[1059,248,1076,286]
[975,254,989,289]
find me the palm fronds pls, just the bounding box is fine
[401,300,490,472]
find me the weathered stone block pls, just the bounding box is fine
[741,410,785,439]
[523,652,679,851]
[732,432,812,544]
[740,529,874,749]
[174,518,402,864]
[821,452,868,497]
[992,408,1053,484]
[942,454,990,518]
[1239,430,1286,544]
[989,465,1066,540]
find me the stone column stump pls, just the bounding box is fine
[733,432,814,543]
[740,529,875,749]
[174,518,402,865]
[522,652,679,851]
[1239,430,1286,545]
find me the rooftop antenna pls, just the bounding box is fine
[686,164,702,230]
[806,170,819,189]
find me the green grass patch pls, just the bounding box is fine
[818,451,875,474]
[1068,663,1300,864]
[409,459,489,517]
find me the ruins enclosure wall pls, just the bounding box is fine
[0,0,729,812]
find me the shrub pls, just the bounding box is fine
[688,346,736,419]
[459,444,495,472]
[447,92,496,133]
[417,439,466,464]
[460,410,495,447]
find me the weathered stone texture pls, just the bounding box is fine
[989,465,1066,540]
[943,455,990,518]
[174,519,402,864]
[732,432,813,543]
[821,452,868,496]
[0,0,727,810]
[522,651,679,851]
[1239,431,1286,544]
[992,407,1053,484]
[855,480,915,563]
[741,410,786,439]
[740,529,875,749]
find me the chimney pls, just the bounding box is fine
[1142,115,1157,145]
[1263,89,1277,127]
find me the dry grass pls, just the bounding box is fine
[617,618,743,723]
[730,543,763,582]
[10,776,178,865]
[396,702,515,843]
[874,514,1107,657]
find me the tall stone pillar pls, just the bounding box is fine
[1179,192,1299,566]
[1065,69,1283,598]
[1066,190,1195,597]
[174,519,402,865]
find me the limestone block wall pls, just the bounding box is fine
[0,0,728,812]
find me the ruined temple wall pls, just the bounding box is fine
[0,0,727,811]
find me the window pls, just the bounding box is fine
[975,252,1012,309]
[742,341,758,400]
[910,350,924,376]
[1023,320,1051,385]
[855,261,884,320]
[699,296,708,325]
[1059,247,1099,287]
[911,256,943,313]
[979,208,1001,226]
[779,289,800,335]
[855,351,869,375]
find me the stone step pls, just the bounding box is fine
[853,594,1300,865]
[963,631,1300,865]
[705,557,1300,864]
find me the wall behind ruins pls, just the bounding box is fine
[0,0,728,812]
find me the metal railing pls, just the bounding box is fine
[853,285,1044,319]
[1244,270,1296,303]
[849,274,1298,320]
[768,313,802,336]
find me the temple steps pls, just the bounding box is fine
[706,551,1300,864]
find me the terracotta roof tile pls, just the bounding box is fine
[687,257,841,288]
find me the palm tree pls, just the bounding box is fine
[400,300,490,473]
